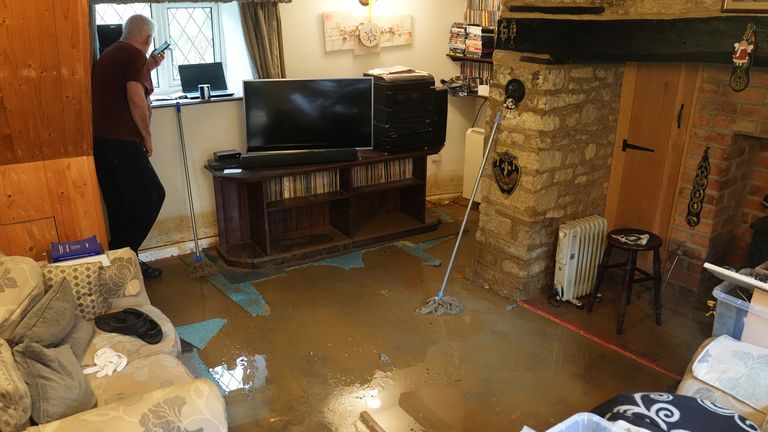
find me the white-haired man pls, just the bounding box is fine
[92,14,166,278]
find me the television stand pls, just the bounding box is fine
[206,149,440,270]
[239,148,358,169]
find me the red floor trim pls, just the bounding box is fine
[518,300,683,381]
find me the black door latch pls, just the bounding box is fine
[622,139,655,153]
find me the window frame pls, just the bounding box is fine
[95,2,225,94]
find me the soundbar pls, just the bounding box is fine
[239,148,359,169]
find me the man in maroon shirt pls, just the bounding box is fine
[92,14,166,278]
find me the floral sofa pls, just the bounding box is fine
[0,249,227,432]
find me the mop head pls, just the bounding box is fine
[188,254,217,279]
[416,295,463,315]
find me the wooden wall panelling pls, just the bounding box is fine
[0,218,58,260]
[0,161,54,225]
[0,1,42,164]
[52,0,92,158]
[43,156,108,246]
[0,96,14,163]
[26,0,73,161]
[0,0,80,165]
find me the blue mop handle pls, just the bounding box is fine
[436,110,503,298]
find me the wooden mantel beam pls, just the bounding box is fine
[495,16,768,65]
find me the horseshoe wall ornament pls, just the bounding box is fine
[685,145,711,228]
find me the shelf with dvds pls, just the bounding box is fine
[446,53,494,64]
[206,149,440,270]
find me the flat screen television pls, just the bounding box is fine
[243,78,373,152]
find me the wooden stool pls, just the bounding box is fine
[586,228,663,335]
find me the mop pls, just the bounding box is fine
[417,78,523,315]
[175,102,217,278]
[417,110,503,315]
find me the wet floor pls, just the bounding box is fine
[145,205,691,431]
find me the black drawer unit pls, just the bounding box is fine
[364,71,444,154]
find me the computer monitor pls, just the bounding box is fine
[178,62,229,94]
[96,24,122,55]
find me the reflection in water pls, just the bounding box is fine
[324,370,424,432]
[209,355,268,393]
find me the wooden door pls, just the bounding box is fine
[605,63,699,263]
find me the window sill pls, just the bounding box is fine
[150,94,243,109]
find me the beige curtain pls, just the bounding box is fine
[239,1,286,79]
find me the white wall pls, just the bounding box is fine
[142,0,482,254]
[281,0,483,195]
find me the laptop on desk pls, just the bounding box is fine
[178,62,235,99]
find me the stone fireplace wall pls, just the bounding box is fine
[667,65,768,301]
[471,1,760,301]
[471,51,623,299]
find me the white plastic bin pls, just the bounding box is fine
[546,413,619,432]
[712,277,768,340]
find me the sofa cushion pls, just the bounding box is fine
[0,256,45,339]
[691,335,768,413]
[60,317,94,362]
[0,340,30,432]
[101,248,143,298]
[12,342,96,424]
[82,304,181,365]
[11,279,76,348]
[42,262,109,320]
[20,380,227,432]
[88,354,194,406]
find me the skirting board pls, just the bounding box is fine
[138,236,218,263]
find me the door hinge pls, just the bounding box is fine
[622,139,655,153]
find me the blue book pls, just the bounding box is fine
[50,235,103,263]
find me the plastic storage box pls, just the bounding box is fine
[545,413,619,432]
[712,278,768,340]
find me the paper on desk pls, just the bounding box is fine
[366,65,414,75]
[223,168,242,174]
[703,262,768,292]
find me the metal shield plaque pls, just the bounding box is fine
[493,151,520,195]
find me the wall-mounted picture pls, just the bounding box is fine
[722,0,768,12]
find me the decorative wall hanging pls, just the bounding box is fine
[323,11,412,55]
[730,23,757,92]
[685,145,711,229]
[493,151,521,195]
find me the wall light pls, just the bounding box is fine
[359,0,370,5]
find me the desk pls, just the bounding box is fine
[207,149,440,269]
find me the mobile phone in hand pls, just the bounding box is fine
[151,41,170,56]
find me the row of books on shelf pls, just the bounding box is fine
[49,235,110,266]
[352,159,413,188]
[461,61,494,83]
[265,170,340,202]
[464,9,501,28]
[466,0,502,10]
[448,23,495,59]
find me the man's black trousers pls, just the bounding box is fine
[94,137,165,254]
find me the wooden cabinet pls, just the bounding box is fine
[208,150,440,269]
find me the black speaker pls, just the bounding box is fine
[430,87,448,151]
[97,24,123,55]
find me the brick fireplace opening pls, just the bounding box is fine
[471,57,767,303]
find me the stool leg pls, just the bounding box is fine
[626,251,638,305]
[653,247,663,326]
[617,250,637,335]
[587,244,613,313]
